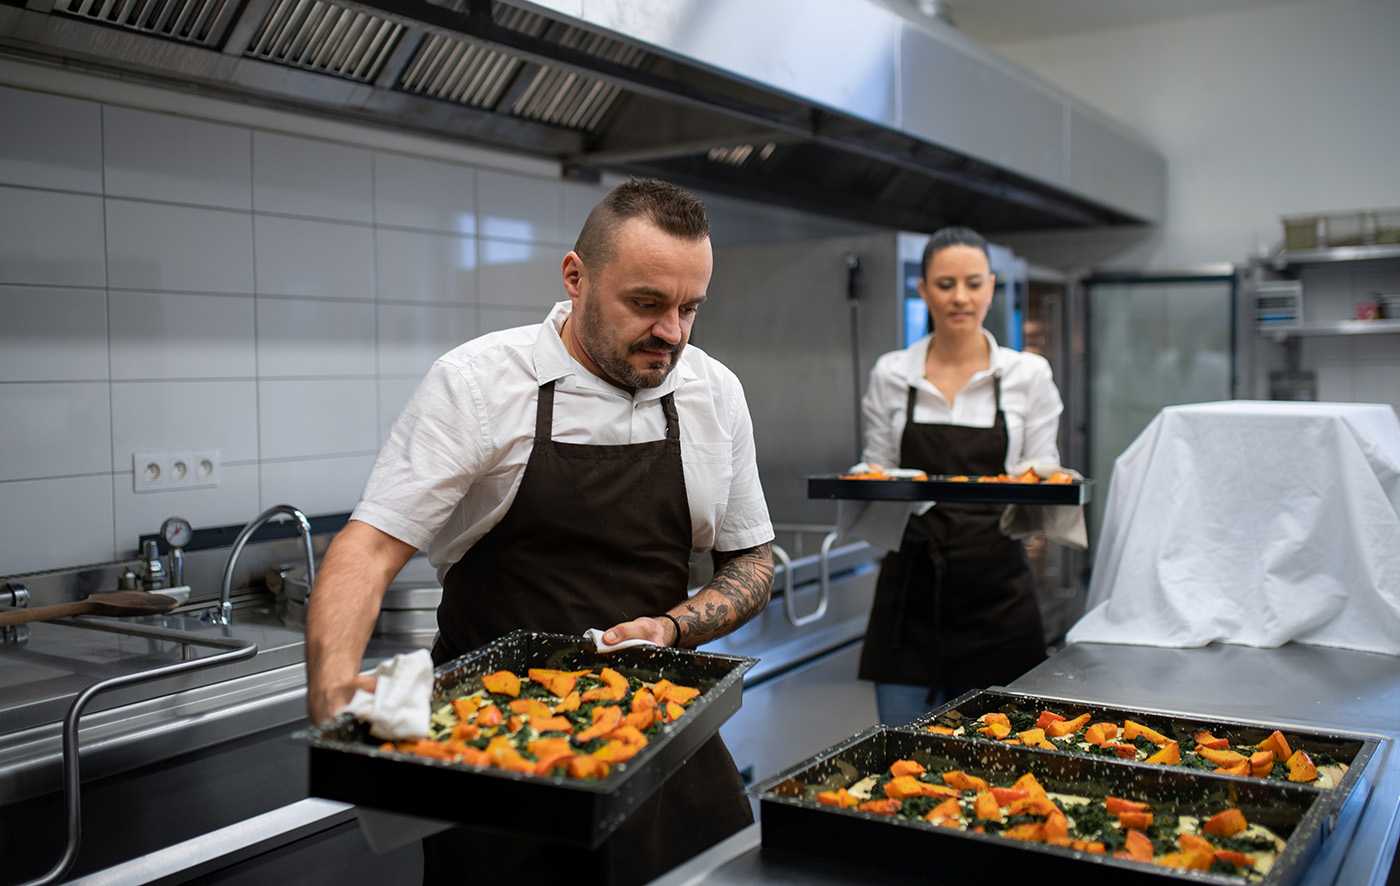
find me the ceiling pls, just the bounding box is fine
[941,0,1311,45]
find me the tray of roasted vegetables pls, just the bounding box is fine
[807,470,1091,506]
[302,630,755,846]
[907,689,1380,795]
[754,726,1336,884]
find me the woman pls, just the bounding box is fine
[858,227,1065,726]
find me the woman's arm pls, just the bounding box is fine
[861,358,901,467]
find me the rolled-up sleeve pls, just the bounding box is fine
[714,377,774,552]
[1020,358,1064,465]
[861,354,902,468]
[350,360,489,550]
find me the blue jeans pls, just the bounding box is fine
[875,682,932,726]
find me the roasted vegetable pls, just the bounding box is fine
[1249,750,1275,777]
[1045,713,1091,738]
[1203,808,1248,838]
[1123,829,1154,861]
[816,788,860,809]
[1122,719,1171,746]
[1286,749,1318,782]
[581,667,629,702]
[973,791,1002,821]
[1196,745,1249,767]
[889,759,926,777]
[1258,729,1293,763]
[943,770,991,792]
[1145,741,1181,765]
[481,670,521,697]
[1193,730,1230,750]
[1104,796,1150,815]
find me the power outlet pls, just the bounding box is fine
[133,450,222,494]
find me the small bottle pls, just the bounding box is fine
[142,540,168,590]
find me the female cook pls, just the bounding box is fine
[857,227,1065,726]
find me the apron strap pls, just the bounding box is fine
[660,392,681,442]
[535,380,557,443]
[905,384,918,423]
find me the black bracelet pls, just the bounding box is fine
[659,613,683,647]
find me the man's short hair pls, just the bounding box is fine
[574,178,710,267]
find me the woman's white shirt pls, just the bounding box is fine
[861,329,1063,472]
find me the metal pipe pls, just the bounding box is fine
[214,504,315,626]
[19,628,258,886]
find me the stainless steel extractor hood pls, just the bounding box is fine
[0,0,1165,233]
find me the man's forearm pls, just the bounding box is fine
[669,542,773,647]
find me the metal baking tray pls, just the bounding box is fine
[754,726,1332,884]
[807,474,1092,506]
[302,630,756,847]
[906,688,1382,795]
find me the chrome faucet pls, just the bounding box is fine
[212,504,315,626]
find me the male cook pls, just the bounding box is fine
[304,178,775,884]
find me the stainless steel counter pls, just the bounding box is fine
[654,641,1400,886]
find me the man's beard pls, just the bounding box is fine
[578,297,684,390]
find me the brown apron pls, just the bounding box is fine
[858,374,1047,699]
[423,379,752,886]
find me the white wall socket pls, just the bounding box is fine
[133,449,222,494]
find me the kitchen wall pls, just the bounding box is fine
[980,0,1400,413]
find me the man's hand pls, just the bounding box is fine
[307,674,377,726]
[602,616,676,647]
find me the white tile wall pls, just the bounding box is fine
[103,106,252,210]
[377,303,475,377]
[0,383,111,481]
[374,153,476,234]
[256,298,375,377]
[111,380,259,464]
[0,475,116,571]
[253,131,373,223]
[376,228,476,305]
[106,199,254,293]
[0,86,102,193]
[0,286,108,381]
[258,378,378,459]
[254,215,374,300]
[0,186,106,287]
[259,454,375,515]
[110,291,255,379]
[0,79,583,575]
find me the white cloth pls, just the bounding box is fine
[583,627,658,652]
[340,649,434,740]
[1000,462,1088,550]
[352,300,774,582]
[1068,401,1400,656]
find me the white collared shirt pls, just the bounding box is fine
[352,301,774,581]
[861,329,1064,472]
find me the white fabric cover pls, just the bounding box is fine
[1068,401,1400,656]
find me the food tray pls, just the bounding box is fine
[907,688,1382,795]
[754,726,1332,884]
[807,474,1092,506]
[301,630,756,847]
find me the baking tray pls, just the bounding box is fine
[906,688,1382,796]
[302,630,756,847]
[807,474,1092,506]
[754,726,1331,884]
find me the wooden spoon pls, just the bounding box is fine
[0,591,178,627]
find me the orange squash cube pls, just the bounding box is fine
[1203,808,1248,838]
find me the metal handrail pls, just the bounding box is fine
[19,619,258,886]
[771,544,801,627]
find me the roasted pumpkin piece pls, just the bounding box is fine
[942,770,991,792]
[1154,850,1213,871]
[487,742,534,774]
[1071,839,1106,854]
[582,667,629,702]
[1104,796,1151,815]
[403,738,453,760]
[458,747,491,767]
[885,776,934,800]
[452,722,480,741]
[1044,810,1070,842]
[1250,750,1275,777]
[574,705,623,742]
[973,791,1002,822]
[924,797,962,825]
[1104,741,1139,759]
[816,788,860,809]
[1145,741,1182,765]
[857,799,901,816]
[508,698,553,719]
[475,704,503,727]
[532,716,574,734]
[451,696,481,721]
[622,709,654,731]
[1215,760,1251,777]
[1194,730,1230,750]
[554,691,581,714]
[1258,730,1293,763]
[654,680,701,706]
[925,725,956,735]
[1122,719,1171,746]
[1203,808,1248,838]
[1286,749,1319,782]
[528,737,572,758]
[608,724,648,746]
[1197,746,1248,767]
[481,670,521,697]
[1036,711,1065,729]
[1083,722,1119,746]
[1214,850,1255,869]
[593,739,644,763]
[1016,727,1047,745]
[1012,772,1048,800]
[978,721,1012,739]
[1123,829,1154,861]
[534,753,574,776]
[1118,812,1154,830]
[889,759,926,777]
[979,712,1011,728]
[630,687,657,713]
[1177,833,1215,854]
[1045,713,1091,738]
[990,787,1028,806]
[567,756,610,780]
[660,701,686,723]
[527,668,589,698]
[1007,796,1060,818]
[1002,823,1045,842]
[1046,472,1075,484]
[1013,469,1041,484]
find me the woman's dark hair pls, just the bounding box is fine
[920,226,990,278]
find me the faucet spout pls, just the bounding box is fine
[214,504,315,626]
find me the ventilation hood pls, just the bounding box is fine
[0,0,1165,232]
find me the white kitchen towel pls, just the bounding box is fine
[583,627,658,652]
[999,462,1088,550]
[1068,401,1400,656]
[339,649,434,740]
[838,463,922,553]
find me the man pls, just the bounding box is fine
[304,178,775,884]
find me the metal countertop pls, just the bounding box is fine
[652,641,1400,886]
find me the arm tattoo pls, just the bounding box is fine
[672,542,774,647]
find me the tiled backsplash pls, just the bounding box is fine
[0,79,606,575]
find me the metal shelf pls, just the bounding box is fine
[1264,243,1400,267]
[1260,319,1400,339]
